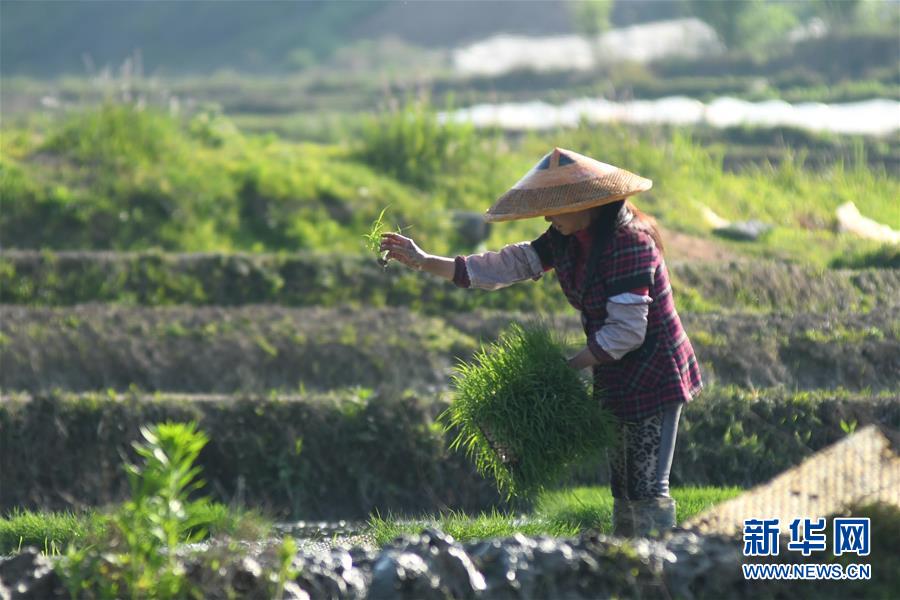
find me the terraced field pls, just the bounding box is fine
[2,252,898,519]
[3,250,898,597]
[2,256,898,393]
[1,102,897,597]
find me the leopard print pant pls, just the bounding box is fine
[608,402,682,500]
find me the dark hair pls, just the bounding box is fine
[589,199,664,253]
[589,199,626,241]
[626,200,664,253]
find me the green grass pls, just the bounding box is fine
[367,485,744,546]
[831,243,900,269]
[355,96,478,189]
[0,102,457,254]
[368,508,582,546]
[0,504,273,556]
[800,325,886,344]
[0,508,108,556]
[536,485,743,531]
[2,101,897,267]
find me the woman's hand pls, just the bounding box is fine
[380,232,429,271]
[568,345,614,369]
[567,351,593,370]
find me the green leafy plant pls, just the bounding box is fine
[439,322,617,498]
[57,421,215,599]
[840,418,858,435]
[270,535,300,600]
[116,422,211,595]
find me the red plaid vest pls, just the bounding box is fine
[531,212,702,422]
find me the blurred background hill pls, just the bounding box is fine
[2,0,897,76]
[1,0,683,76]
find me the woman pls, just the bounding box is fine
[380,147,702,537]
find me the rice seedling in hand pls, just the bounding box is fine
[364,206,413,268]
[439,322,617,499]
[363,206,392,267]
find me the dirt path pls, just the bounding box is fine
[660,227,739,263]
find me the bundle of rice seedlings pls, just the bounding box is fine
[439,322,617,498]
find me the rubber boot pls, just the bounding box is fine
[632,497,677,538]
[612,498,634,537]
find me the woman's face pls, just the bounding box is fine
[545,209,593,236]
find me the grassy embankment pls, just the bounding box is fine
[2,252,898,310]
[1,101,897,267]
[0,504,271,556]
[1,304,897,394]
[1,486,741,555]
[3,387,897,520]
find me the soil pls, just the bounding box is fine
[660,226,738,263]
[3,520,896,599]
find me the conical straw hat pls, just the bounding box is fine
[485,148,652,223]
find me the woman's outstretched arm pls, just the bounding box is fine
[381,232,548,290]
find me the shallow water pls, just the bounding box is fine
[441,96,900,136]
[274,520,377,553]
[275,520,368,539]
[452,18,722,76]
